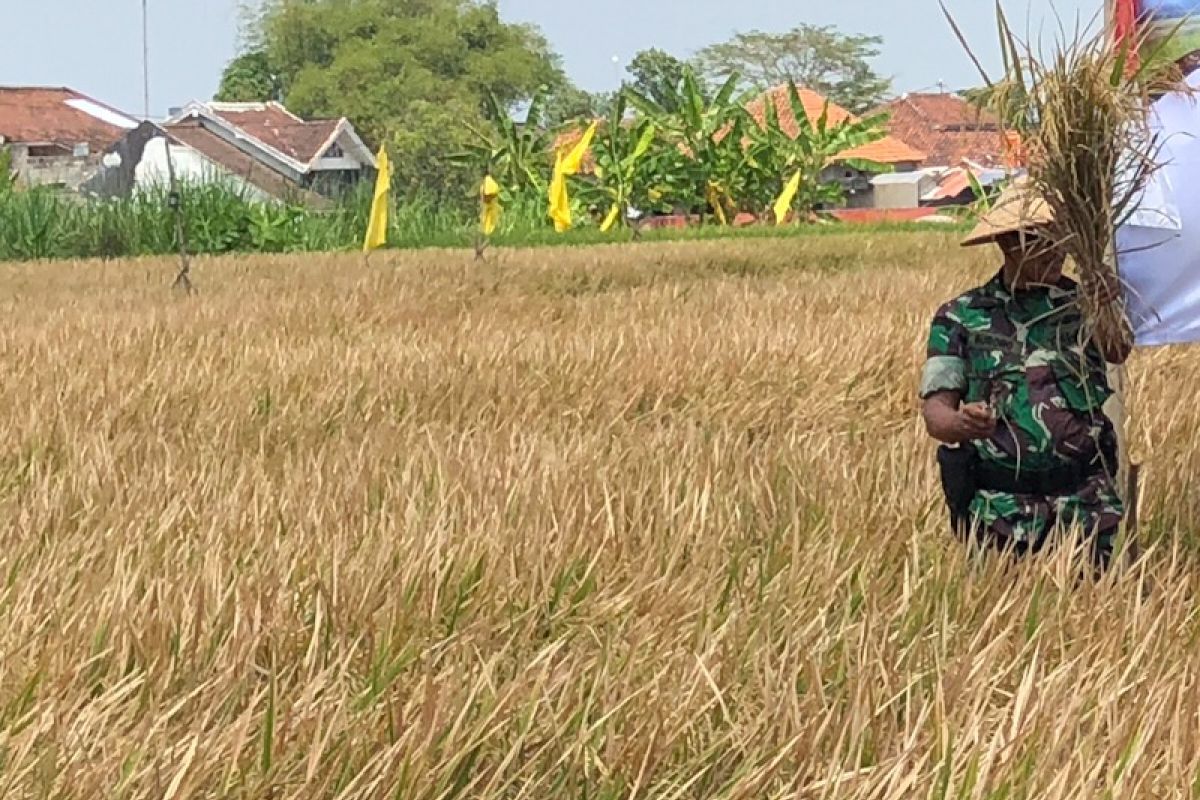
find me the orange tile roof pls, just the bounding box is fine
[0,86,136,152]
[870,93,1013,168]
[745,85,926,165]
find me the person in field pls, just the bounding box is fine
[919,180,1132,567]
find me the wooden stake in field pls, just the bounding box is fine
[477,175,501,262]
[163,134,194,294]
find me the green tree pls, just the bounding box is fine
[544,85,612,125]
[215,51,281,102]
[694,25,892,114]
[626,48,692,113]
[223,0,566,200]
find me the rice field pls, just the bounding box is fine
[0,232,1198,799]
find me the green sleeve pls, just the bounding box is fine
[920,306,968,399]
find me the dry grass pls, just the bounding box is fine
[0,233,1196,799]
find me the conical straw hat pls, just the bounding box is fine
[961,176,1054,247]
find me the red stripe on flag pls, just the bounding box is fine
[1113,0,1138,42]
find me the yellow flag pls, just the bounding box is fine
[363,146,393,253]
[480,175,501,236]
[706,182,728,227]
[773,170,802,226]
[548,121,597,233]
[560,122,596,174]
[549,156,571,233]
[600,204,621,233]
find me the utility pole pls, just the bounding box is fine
[142,0,151,119]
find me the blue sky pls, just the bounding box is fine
[2,0,1096,118]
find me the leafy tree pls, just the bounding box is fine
[215,51,281,102]
[626,48,692,113]
[220,0,566,200]
[742,82,891,219]
[390,97,482,202]
[544,85,613,126]
[694,25,892,114]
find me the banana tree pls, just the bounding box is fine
[743,82,892,222]
[455,89,554,193]
[627,68,751,224]
[577,91,658,231]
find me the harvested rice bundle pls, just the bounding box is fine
[947,5,1185,352]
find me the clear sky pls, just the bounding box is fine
[2,0,1098,118]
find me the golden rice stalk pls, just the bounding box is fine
[944,3,1187,347]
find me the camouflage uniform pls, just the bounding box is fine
[920,271,1124,554]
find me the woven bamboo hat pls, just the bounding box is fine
[961,176,1054,247]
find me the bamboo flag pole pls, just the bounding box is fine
[1108,0,1143,557]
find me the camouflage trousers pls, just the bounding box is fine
[966,471,1125,563]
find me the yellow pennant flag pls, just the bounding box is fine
[706,182,728,227]
[363,145,393,253]
[548,121,597,233]
[773,170,802,226]
[480,175,501,236]
[600,204,621,233]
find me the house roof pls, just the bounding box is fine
[162,120,329,208]
[870,93,1013,168]
[746,86,926,165]
[203,102,343,163]
[0,86,137,151]
[171,102,364,171]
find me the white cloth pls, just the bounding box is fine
[1118,72,1200,346]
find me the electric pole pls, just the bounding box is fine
[142,0,151,119]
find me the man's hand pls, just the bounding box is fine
[958,402,998,441]
[922,392,997,445]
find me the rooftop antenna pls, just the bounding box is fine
[142,0,150,118]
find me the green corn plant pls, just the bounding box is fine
[0,146,14,195]
[0,188,80,260]
[742,81,892,222]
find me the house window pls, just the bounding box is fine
[324,142,345,159]
[27,144,69,158]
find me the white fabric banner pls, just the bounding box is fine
[1118,71,1200,346]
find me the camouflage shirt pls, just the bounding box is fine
[920,271,1124,544]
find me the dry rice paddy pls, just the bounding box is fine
[0,233,1198,798]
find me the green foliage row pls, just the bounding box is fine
[0,180,962,264]
[465,77,896,229]
[0,184,467,262]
